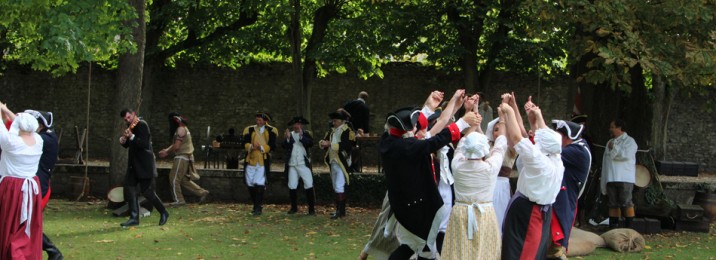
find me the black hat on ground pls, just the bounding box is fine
[552,119,584,140]
[287,116,310,126]
[386,107,420,131]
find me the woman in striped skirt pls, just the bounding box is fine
[442,114,507,260]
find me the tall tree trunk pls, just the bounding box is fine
[110,0,146,188]
[302,3,339,130]
[289,0,303,116]
[140,0,171,124]
[445,1,488,93]
[650,75,675,160]
[622,64,650,147]
[478,0,516,93]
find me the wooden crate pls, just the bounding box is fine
[675,217,711,233]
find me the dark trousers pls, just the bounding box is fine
[124,173,166,218]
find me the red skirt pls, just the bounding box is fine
[0,176,43,260]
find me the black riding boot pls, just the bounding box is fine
[331,193,346,219]
[609,217,620,229]
[121,187,140,227]
[146,191,169,226]
[287,189,298,214]
[624,217,633,229]
[248,186,257,214]
[43,233,63,260]
[339,193,347,217]
[253,185,265,216]
[306,188,316,215]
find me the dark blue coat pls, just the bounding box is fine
[552,139,591,248]
[37,129,59,196]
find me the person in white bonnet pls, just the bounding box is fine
[442,104,508,259]
[485,116,516,234]
[499,94,564,260]
[0,104,44,259]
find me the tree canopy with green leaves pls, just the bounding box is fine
[526,0,715,93]
[3,0,715,140]
[0,0,136,75]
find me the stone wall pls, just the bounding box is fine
[0,63,713,172]
[0,63,570,162]
[665,91,716,172]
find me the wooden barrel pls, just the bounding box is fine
[693,191,716,221]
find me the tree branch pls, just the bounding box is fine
[147,1,258,60]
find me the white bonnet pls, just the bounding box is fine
[485,117,500,142]
[534,128,561,154]
[11,113,39,134]
[462,132,490,159]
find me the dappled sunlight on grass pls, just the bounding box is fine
[42,200,716,259]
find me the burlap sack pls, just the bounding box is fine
[572,227,606,248]
[600,228,646,252]
[566,227,605,256]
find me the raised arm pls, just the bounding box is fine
[507,92,528,138]
[0,103,16,122]
[524,96,547,130]
[495,105,507,138]
[422,90,444,116]
[499,103,522,148]
[428,89,465,136]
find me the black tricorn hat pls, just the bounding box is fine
[552,119,584,140]
[256,112,272,121]
[24,110,53,128]
[571,114,588,124]
[386,107,420,131]
[329,110,349,120]
[287,116,310,126]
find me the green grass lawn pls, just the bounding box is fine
[43,200,716,259]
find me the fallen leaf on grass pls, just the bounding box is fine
[675,243,688,248]
[95,240,114,243]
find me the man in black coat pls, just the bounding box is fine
[343,91,370,173]
[343,91,370,134]
[380,105,476,259]
[119,108,169,227]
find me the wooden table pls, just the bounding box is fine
[204,142,243,169]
